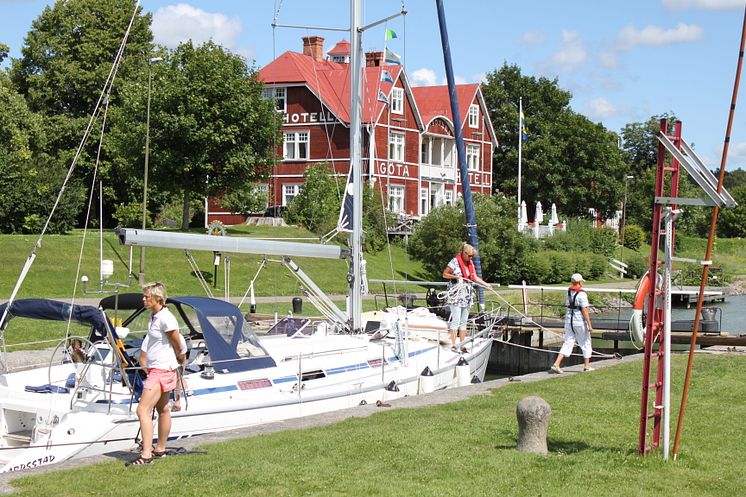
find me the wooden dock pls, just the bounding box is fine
[671,285,729,307]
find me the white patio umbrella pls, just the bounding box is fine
[519,200,528,231]
[535,201,544,225]
[550,203,559,225]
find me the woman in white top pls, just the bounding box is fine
[130,282,186,466]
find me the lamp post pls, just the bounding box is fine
[139,56,163,285]
[620,174,634,277]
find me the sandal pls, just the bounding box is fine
[126,455,153,466]
[153,449,167,458]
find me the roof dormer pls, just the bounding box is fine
[328,39,350,63]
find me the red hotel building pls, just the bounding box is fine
[206,36,497,225]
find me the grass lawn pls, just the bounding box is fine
[6,353,745,497]
[0,227,426,300]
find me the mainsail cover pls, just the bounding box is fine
[0,299,111,337]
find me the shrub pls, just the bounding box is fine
[590,226,617,257]
[218,185,267,216]
[547,251,575,284]
[113,202,146,228]
[572,253,592,279]
[588,254,608,279]
[523,251,552,284]
[623,224,644,251]
[154,198,204,229]
[625,253,646,280]
[408,193,535,284]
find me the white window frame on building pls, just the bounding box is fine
[468,104,479,128]
[391,87,404,115]
[255,183,269,209]
[283,184,301,206]
[421,138,431,165]
[444,189,454,206]
[388,184,405,213]
[389,132,405,162]
[263,87,286,113]
[466,143,480,171]
[283,130,309,160]
[429,182,443,209]
[420,187,429,216]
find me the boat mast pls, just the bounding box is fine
[435,0,484,305]
[349,0,364,333]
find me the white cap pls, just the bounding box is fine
[570,273,585,283]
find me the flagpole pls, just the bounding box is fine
[517,97,523,229]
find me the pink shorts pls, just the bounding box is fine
[143,368,178,393]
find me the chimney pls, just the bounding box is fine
[365,51,383,67]
[302,36,325,62]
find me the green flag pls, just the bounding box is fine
[384,28,397,40]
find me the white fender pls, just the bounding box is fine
[455,357,470,387]
[629,272,652,347]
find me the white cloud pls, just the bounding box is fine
[616,23,703,50]
[453,75,468,85]
[410,67,438,86]
[662,0,744,10]
[550,30,587,70]
[728,141,746,166]
[472,72,487,84]
[599,52,618,68]
[518,31,545,45]
[583,97,618,121]
[152,4,242,50]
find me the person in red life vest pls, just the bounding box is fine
[442,242,492,352]
[550,273,594,374]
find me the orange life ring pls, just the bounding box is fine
[629,272,652,346]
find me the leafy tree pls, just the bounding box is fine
[8,0,153,229]
[0,73,84,233]
[620,113,676,178]
[482,63,626,218]
[286,164,340,234]
[284,165,393,252]
[109,40,282,229]
[408,193,536,284]
[620,115,713,236]
[219,185,268,217]
[10,0,152,117]
[717,184,746,238]
[723,168,746,190]
[0,43,9,65]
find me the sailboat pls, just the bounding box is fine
[0,0,494,473]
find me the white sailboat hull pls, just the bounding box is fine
[0,333,491,473]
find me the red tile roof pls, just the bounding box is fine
[259,51,403,125]
[412,84,478,129]
[328,39,350,56]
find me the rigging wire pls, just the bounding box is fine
[0,0,141,335]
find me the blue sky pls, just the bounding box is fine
[2,0,746,170]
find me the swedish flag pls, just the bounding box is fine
[520,110,528,142]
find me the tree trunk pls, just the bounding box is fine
[181,188,191,230]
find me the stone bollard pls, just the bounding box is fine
[516,396,551,455]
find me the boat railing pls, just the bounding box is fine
[489,287,724,346]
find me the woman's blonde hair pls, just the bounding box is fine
[459,242,477,257]
[143,282,167,305]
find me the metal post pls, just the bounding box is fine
[620,175,633,277]
[139,56,163,285]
